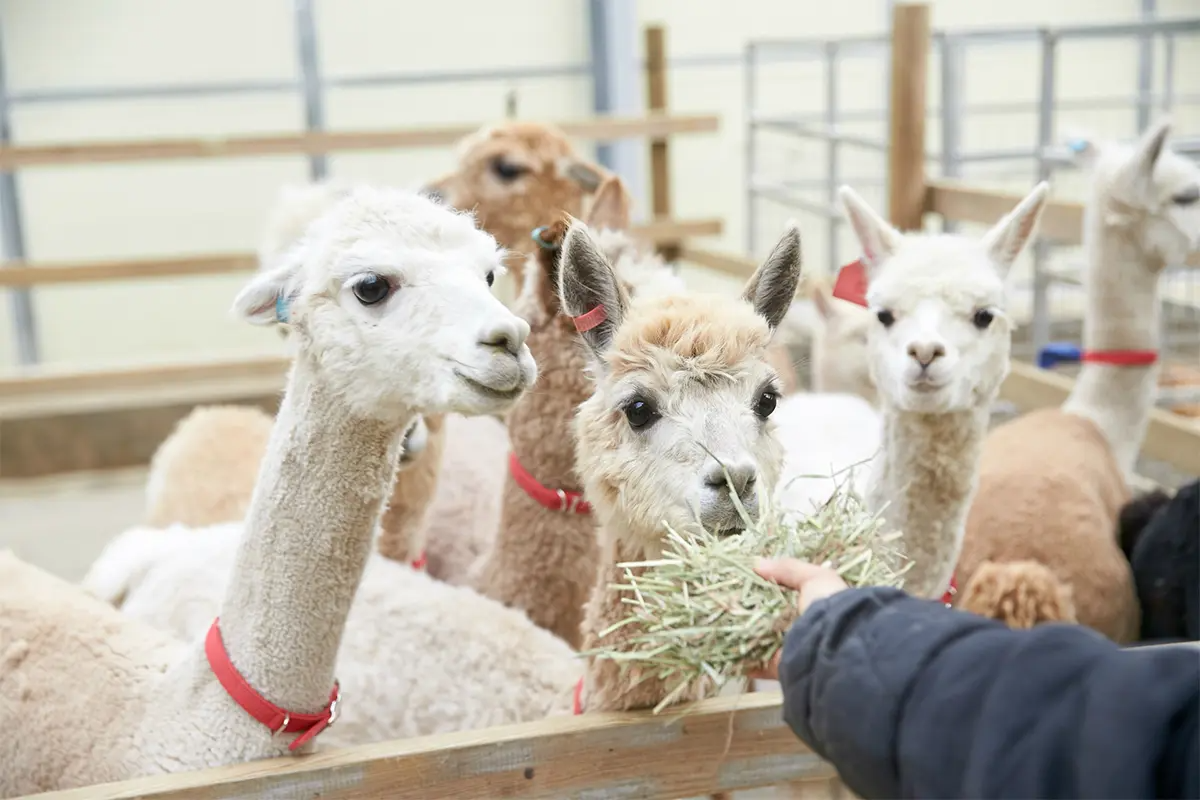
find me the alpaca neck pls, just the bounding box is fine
[215,357,407,712]
[1062,204,1163,480]
[868,406,989,599]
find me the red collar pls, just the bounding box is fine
[1081,350,1158,366]
[411,550,428,571]
[508,452,592,514]
[573,676,585,715]
[941,574,957,608]
[204,619,340,751]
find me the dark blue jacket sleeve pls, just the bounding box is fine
[778,587,1200,799]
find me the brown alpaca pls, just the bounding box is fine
[471,177,684,648]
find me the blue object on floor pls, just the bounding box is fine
[1038,342,1082,370]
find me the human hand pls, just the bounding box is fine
[747,558,849,681]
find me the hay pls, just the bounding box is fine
[583,469,910,713]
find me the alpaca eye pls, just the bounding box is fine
[1172,186,1199,206]
[486,270,496,288]
[491,157,528,183]
[973,309,995,330]
[876,309,895,328]
[623,398,659,430]
[352,275,391,306]
[754,390,778,419]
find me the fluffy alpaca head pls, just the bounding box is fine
[1075,118,1200,268]
[562,222,802,555]
[959,560,1077,629]
[232,186,538,424]
[838,182,1049,414]
[421,122,610,280]
[810,282,878,405]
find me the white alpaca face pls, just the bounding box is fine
[1086,119,1200,268]
[838,182,1049,414]
[560,223,802,554]
[234,186,538,423]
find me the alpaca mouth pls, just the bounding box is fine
[455,371,525,401]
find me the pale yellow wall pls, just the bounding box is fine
[0,0,1196,369]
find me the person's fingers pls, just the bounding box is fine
[755,557,832,591]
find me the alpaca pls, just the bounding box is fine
[78,221,803,748]
[0,186,537,794]
[836,181,1050,600]
[1118,480,1199,642]
[957,119,1200,641]
[470,176,685,648]
[808,282,878,404]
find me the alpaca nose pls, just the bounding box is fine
[703,458,758,497]
[478,315,530,356]
[907,341,946,368]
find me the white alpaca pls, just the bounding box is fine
[839,181,1050,599]
[80,221,802,744]
[0,186,537,794]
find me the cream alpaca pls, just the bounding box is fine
[471,176,685,648]
[80,221,802,745]
[0,187,536,794]
[959,119,1200,639]
[838,182,1050,599]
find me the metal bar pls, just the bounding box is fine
[1136,0,1157,132]
[293,0,327,180]
[939,35,963,234]
[744,42,758,255]
[1031,30,1058,356]
[1162,34,1176,112]
[825,41,841,275]
[749,182,840,219]
[751,120,889,152]
[0,10,38,365]
[586,0,643,202]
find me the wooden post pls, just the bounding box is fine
[644,25,679,261]
[886,3,931,231]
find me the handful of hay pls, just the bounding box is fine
[584,473,911,712]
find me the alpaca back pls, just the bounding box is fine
[959,408,1138,641]
[773,392,882,516]
[0,551,182,795]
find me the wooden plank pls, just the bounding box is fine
[1000,360,1200,476]
[679,246,758,278]
[0,114,720,170]
[927,180,1200,266]
[27,692,838,800]
[886,4,931,230]
[645,25,681,263]
[0,219,722,288]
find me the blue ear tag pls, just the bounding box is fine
[275,294,290,324]
[531,226,559,251]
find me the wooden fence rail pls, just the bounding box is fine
[24,692,842,800]
[0,113,719,170]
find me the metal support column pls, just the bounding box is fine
[939,36,963,234]
[824,42,841,275]
[0,11,38,365]
[1136,0,1156,132]
[744,42,758,255]
[587,0,643,208]
[293,0,328,180]
[1030,30,1058,356]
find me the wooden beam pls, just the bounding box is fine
[28,692,839,800]
[0,219,722,288]
[1000,360,1200,476]
[645,25,680,263]
[926,180,1200,266]
[679,246,758,279]
[887,3,931,230]
[0,114,720,170]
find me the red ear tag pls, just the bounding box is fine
[832,259,869,307]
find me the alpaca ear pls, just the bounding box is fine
[1121,117,1172,189]
[528,218,569,316]
[981,181,1050,274]
[741,223,802,331]
[811,282,838,321]
[558,220,628,359]
[837,186,902,273]
[584,175,632,231]
[558,157,606,194]
[233,253,302,326]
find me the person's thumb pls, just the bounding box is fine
[755,558,831,592]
